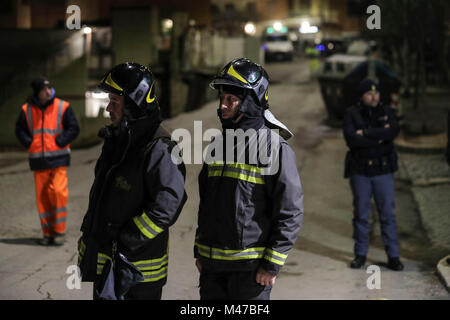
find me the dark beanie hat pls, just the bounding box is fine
[220,84,247,101]
[359,79,379,96]
[31,76,50,96]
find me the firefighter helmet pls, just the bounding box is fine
[210,58,270,109]
[99,62,158,118]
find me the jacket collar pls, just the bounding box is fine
[126,116,161,146]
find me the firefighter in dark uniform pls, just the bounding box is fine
[343,79,404,271]
[194,58,304,300]
[78,63,187,299]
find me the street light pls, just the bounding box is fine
[273,21,283,32]
[162,19,173,34]
[83,26,92,34]
[244,22,256,35]
[299,21,318,34]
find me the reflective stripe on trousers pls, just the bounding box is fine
[33,166,69,237]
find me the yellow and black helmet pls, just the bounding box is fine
[99,62,158,117]
[210,58,270,109]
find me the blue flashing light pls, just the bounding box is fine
[316,44,325,51]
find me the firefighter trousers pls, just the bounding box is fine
[199,268,272,300]
[33,166,68,237]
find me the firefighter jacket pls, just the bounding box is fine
[194,124,304,276]
[78,116,187,288]
[343,102,399,178]
[15,94,79,171]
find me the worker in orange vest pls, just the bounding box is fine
[15,77,80,246]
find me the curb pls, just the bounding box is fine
[395,132,447,155]
[436,255,450,292]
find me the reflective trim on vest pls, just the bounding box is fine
[29,148,71,158]
[26,104,33,133]
[133,212,164,239]
[207,162,265,185]
[32,128,63,135]
[56,99,63,130]
[195,242,266,261]
[24,98,70,159]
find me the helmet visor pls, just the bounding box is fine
[209,78,248,90]
[99,72,125,95]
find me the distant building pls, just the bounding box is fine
[211,0,363,36]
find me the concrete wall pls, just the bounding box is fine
[111,7,158,67]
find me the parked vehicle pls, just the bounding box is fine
[262,33,294,62]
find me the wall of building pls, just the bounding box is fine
[256,0,289,21]
[111,7,157,67]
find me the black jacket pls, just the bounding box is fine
[15,95,80,170]
[343,102,399,178]
[78,117,187,287]
[195,111,303,276]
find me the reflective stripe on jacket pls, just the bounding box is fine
[79,121,187,288]
[195,127,303,275]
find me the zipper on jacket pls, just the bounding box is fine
[86,129,132,235]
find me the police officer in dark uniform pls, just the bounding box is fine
[343,79,404,271]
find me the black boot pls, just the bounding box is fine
[350,255,366,269]
[53,234,65,246]
[387,257,404,271]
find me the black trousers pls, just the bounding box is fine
[93,281,163,300]
[199,269,272,300]
[123,282,163,300]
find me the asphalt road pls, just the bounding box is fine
[0,58,448,300]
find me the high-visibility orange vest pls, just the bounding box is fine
[21,98,71,159]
